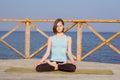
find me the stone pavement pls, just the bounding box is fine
[0,59,120,80]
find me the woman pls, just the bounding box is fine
[35,18,76,72]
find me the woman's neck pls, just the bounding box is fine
[56,33,64,38]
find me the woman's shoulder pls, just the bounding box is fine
[66,35,72,40]
[65,35,71,38]
[48,35,56,40]
[48,36,52,41]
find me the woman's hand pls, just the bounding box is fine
[34,60,48,66]
[72,61,77,66]
[35,62,41,66]
[66,61,77,65]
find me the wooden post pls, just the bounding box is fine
[77,22,82,61]
[25,21,31,59]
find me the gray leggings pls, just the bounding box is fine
[36,62,76,72]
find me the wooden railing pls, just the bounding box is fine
[0,18,120,61]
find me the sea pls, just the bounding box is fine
[0,31,120,64]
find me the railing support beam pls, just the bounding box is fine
[77,22,82,61]
[25,21,31,59]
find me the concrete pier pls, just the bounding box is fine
[0,59,120,80]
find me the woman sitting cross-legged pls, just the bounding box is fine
[35,18,76,72]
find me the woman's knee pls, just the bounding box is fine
[58,63,76,72]
[36,63,55,72]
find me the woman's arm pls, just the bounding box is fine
[40,36,52,62]
[35,37,52,66]
[67,36,75,62]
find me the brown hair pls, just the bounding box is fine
[53,18,64,34]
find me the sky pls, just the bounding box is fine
[0,0,120,32]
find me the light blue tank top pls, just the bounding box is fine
[50,35,67,62]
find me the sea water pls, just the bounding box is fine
[0,31,120,64]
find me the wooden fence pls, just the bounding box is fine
[0,18,120,61]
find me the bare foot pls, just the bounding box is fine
[45,60,58,70]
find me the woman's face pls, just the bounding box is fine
[56,21,64,33]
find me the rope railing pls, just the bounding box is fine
[0,18,120,61]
